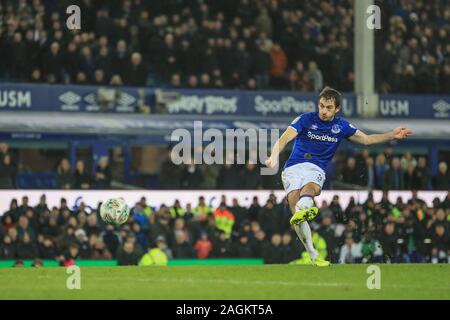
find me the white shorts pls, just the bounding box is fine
[281,162,326,194]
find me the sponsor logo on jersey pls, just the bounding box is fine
[331,124,341,134]
[311,124,318,130]
[307,131,338,142]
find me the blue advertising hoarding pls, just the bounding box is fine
[161,89,357,117]
[0,83,448,119]
[0,83,149,113]
[379,94,450,119]
[0,83,357,117]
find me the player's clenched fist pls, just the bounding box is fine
[265,158,277,168]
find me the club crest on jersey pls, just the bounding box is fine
[331,124,341,134]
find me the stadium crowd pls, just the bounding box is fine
[376,0,450,94]
[1,142,449,191]
[0,191,449,266]
[0,0,448,93]
[333,147,450,191]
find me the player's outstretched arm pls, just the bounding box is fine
[349,127,413,146]
[265,127,297,168]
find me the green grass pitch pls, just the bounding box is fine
[1,264,449,299]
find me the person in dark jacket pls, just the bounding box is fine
[433,162,450,190]
[74,160,91,189]
[431,223,449,263]
[16,233,38,259]
[0,235,16,259]
[217,164,241,189]
[117,241,140,266]
[38,237,56,259]
[172,233,195,259]
[94,157,112,189]
[231,234,253,258]
[262,233,283,264]
[241,162,262,189]
[181,164,204,189]
[57,158,74,189]
[379,222,400,262]
[212,231,232,258]
[383,157,405,190]
[280,232,301,263]
[404,164,421,190]
[258,200,281,238]
[0,154,16,188]
[102,224,121,258]
[124,52,148,86]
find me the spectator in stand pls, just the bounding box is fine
[340,157,360,186]
[253,43,271,89]
[173,232,195,259]
[0,154,16,188]
[401,152,417,171]
[90,239,112,260]
[308,61,324,92]
[57,158,74,189]
[258,200,281,238]
[374,154,389,189]
[124,52,148,86]
[280,232,301,263]
[404,163,421,190]
[94,157,112,189]
[231,234,253,258]
[262,233,283,264]
[38,237,57,259]
[430,223,449,264]
[269,43,287,89]
[16,233,38,260]
[213,203,235,239]
[339,234,362,264]
[383,157,405,190]
[434,162,450,190]
[241,162,262,189]
[181,163,204,189]
[117,241,140,266]
[212,230,232,258]
[217,163,241,190]
[379,222,400,263]
[0,235,16,259]
[194,232,213,259]
[74,160,91,189]
[416,157,431,190]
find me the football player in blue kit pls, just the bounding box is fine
[265,87,412,266]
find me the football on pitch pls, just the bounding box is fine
[100,197,130,226]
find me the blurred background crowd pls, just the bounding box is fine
[1,191,449,265]
[1,142,449,190]
[0,0,448,93]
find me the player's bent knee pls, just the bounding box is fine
[301,182,321,196]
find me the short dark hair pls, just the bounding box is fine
[319,86,341,108]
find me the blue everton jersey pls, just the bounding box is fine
[284,112,358,171]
